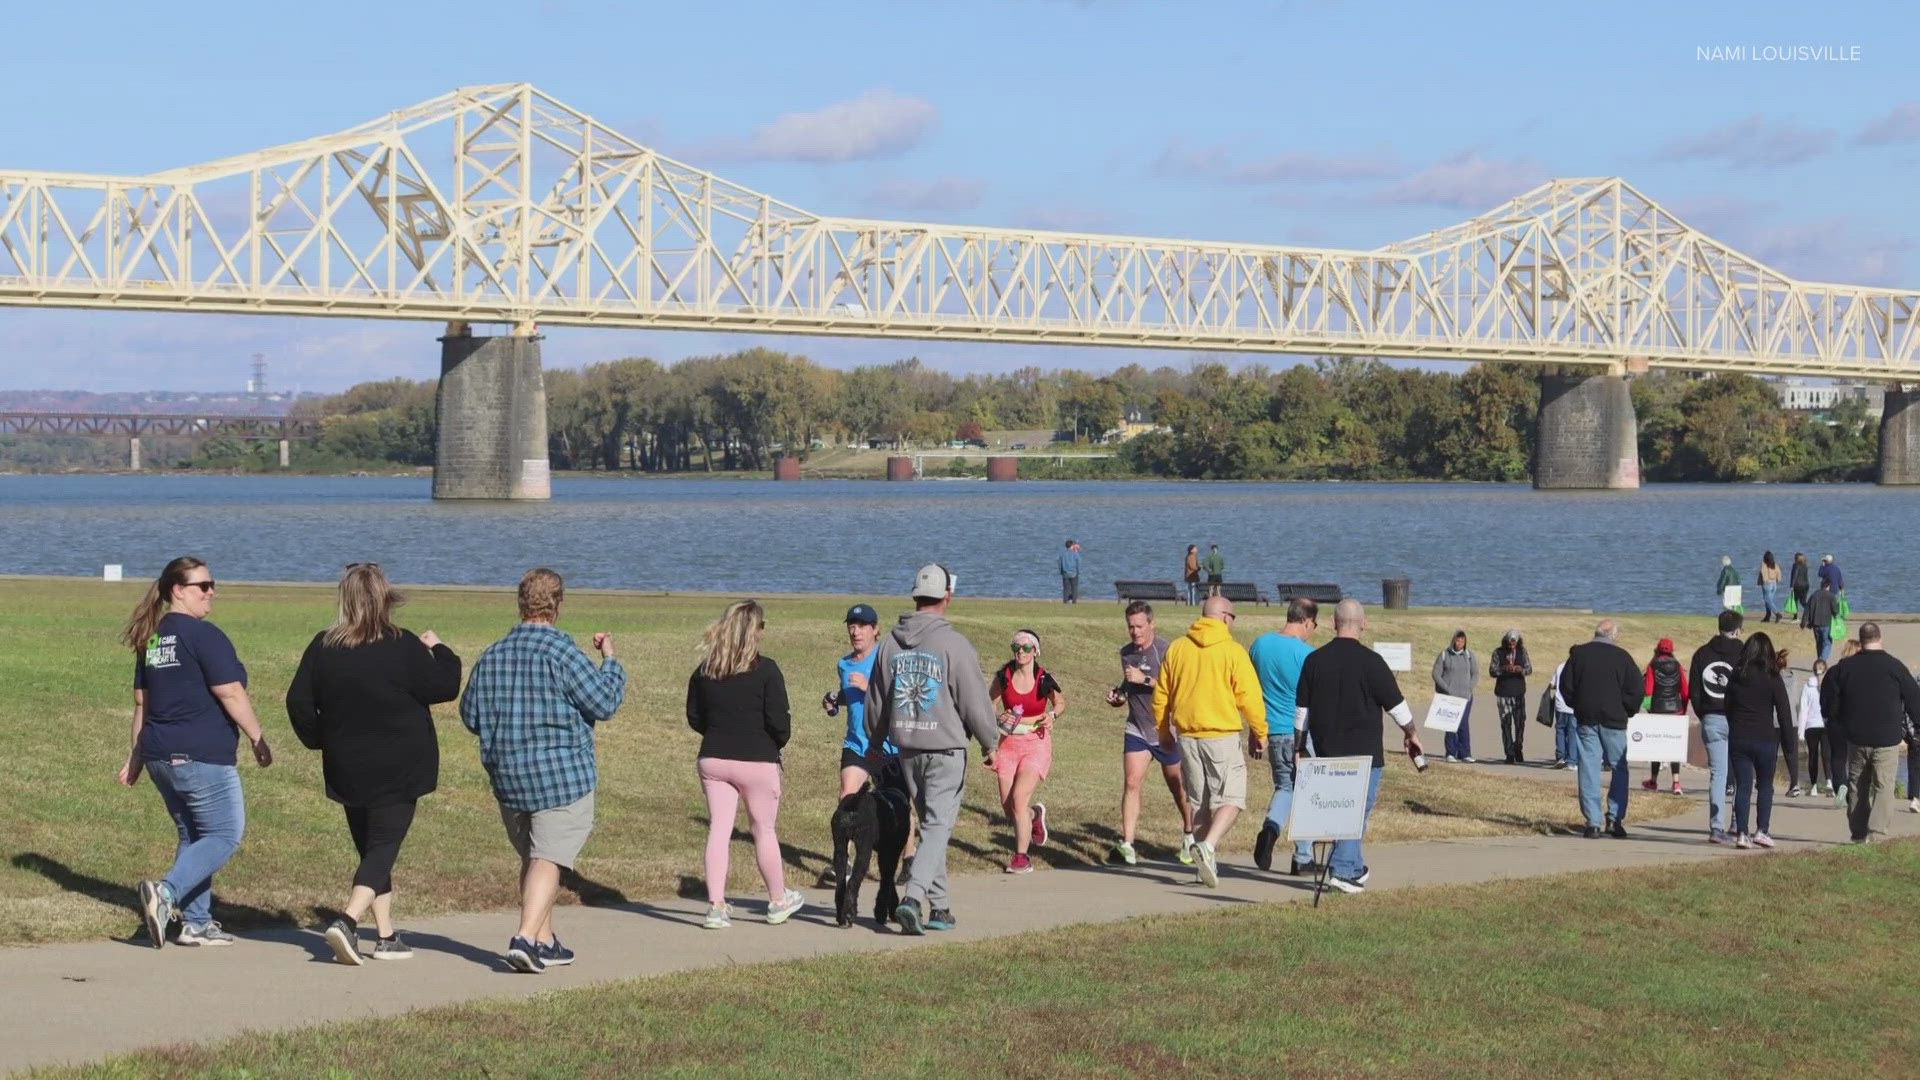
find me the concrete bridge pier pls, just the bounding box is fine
[1532,370,1640,490]
[432,326,551,500]
[1878,387,1920,485]
[128,437,141,471]
[278,439,290,469]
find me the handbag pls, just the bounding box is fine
[1837,594,1851,619]
[1832,615,1848,640]
[1784,592,1800,617]
[1533,685,1556,728]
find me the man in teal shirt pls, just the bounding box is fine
[1250,598,1318,874]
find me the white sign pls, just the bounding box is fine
[1375,642,1412,672]
[1424,693,1469,733]
[1625,713,1690,762]
[102,564,123,582]
[1722,585,1742,610]
[1287,756,1373,841]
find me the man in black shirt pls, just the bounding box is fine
[1819,622,1920,842]
[1294,599,1420,894]
[1562,619,1643,839]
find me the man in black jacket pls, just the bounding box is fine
[1689,610,1744,843]
[1803,580,1839,663]
[1562,619,1644,839]
[1819,622,1920,842]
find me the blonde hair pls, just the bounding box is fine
[323,563,404,649]
[1840,640,1862,660]
[699,599,765,680]
[121,556,206,650]
[518,568,564,621]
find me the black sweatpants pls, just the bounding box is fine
[344,800,418,895]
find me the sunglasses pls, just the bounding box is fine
[345,562,381,571]
[183,580,217,593]
[1012,644,1037,653]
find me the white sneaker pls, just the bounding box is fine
[1195,842,1219,888]
[766,889,805,925]
[703,903,733,929]
[1461,756,1478,764]
[176,921,235,947]
[1909,798,1919,814]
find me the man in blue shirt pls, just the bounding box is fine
[825,603,897,796]
[1250,598,1319,874]
[1058,540,1082,604]
[461,568,625,974]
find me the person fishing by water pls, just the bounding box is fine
[120,556,274,950]
[989,630,1064,874]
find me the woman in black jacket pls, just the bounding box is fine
[687,599,801,930]
[1723,632,1793,849]
[1789,553,1811,618]
[286,563,461,965]
[1489,630,1532,764]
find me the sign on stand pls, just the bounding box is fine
[1287,755,1374,906]
[1423,694,1468,733]
[1626,713,1690,762]
[1375,642,1412,672]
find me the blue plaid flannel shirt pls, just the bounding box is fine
[460,622,627,811]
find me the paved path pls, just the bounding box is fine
[4,777,1917,1074]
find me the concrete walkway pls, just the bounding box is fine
[4,776,1916,1074]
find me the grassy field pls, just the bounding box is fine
[51,837,1920,1078]
[0,579,1711,943]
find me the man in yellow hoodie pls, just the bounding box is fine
[1154,595,1266,887]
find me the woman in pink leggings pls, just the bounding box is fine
[686,599,804,929]
[990,629,1065,875]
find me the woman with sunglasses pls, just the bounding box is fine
[118,556,273,949]
[287,563,462,965]
[990,630,1065,874]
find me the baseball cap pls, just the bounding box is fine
[844,603,879,625]
[911,563,955,599]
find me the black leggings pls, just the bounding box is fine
[1804,732,1827,786]
[345,801,417,895]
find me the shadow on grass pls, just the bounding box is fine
[1398,800,1585,837]
[10,852,309,940]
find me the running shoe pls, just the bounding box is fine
[1110,841,1138,866]
[373,934,415,961]
[137,879,173,950]
[1709,829,1729,844]
[323,916,362,966]
[1608,820,1629,840]
[894,898,924,936]
[702,904,733,930]
[1461,756,1477,764]
[767,888,805,925]
[176,921,235,947]
[1195,842,1219,888]
[1752,832,1775,849]
[1444,754,1459,763]
[1178,834,1197,866]
[1909,798,1919,814]
[1006,852,1033,874]
[926,908,956,931]
[1253,821,1279,872]
[1030,803,1048,847]
[504,936,546,973]
[1734,833,1752,849]
[1326,874,1366,894]
[1672,781,1684,795]
[1785,786,1803,798]
[1642,778,1658,791]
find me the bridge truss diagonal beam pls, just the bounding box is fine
[0,84,1915,380]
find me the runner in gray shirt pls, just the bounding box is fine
[1105,600,1195,865]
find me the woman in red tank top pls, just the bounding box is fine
[990,629,1065,875]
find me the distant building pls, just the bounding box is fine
[1767,377,1884,418]
[1100,408,1169,444]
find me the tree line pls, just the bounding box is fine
[198,350,1876,483]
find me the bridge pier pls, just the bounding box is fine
[129,437,141,471]
[278,439,290,469]
[1878,388,1920,485]
[1532,371,1639,489]
[433,329,551,500]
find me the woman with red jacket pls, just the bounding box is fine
[1641,638,1689,795]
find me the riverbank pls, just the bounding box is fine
[2,582,1717,945]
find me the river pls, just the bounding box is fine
[0,474,1902,614]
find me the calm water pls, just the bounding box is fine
[0,475,1907,614]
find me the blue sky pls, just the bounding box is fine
[2,0,1914,391]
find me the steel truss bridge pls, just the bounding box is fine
[1,83,1915,380]
[0,413,319,440]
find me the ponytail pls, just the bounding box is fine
[121,556,207,651]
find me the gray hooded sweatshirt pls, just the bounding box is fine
[1433,633,1477,699]
[869,610,1000,753]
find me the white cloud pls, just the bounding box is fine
[863,177,986,211]
[1654,114,1835,168]
[1365,153,1549,209]
[697,90,939,164]
[1750,220,1911,287]
[1856,102,1920,146]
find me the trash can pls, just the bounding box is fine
[1382,578,1411,609]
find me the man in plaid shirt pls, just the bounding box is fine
[461,568,625,973]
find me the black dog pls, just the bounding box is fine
[831,772,912,928]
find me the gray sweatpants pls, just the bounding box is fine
[900,748,967,909]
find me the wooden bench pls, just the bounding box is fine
[1215,582,1271,606]
[1275,582,1343,604]
[1114,580,1183,603]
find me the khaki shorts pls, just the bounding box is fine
[500,791,595,869]
[1177,734,1247,812]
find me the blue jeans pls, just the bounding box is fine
[1814,626,1833,663]
[1761,581,1780,619]
[1328,766,1384,881]
[1576,724,1629,827]
[1554,710,1579,764]
[145,758,246,926]
[1262,736,1314,867]
[1701,713,1730,833]
[1443,698,1473,759]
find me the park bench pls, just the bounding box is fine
[1215,582,1271,606]
[1114,580,1183,603]
[1275,582,1344,604]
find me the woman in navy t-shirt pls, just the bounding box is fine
[117,556,274,949]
